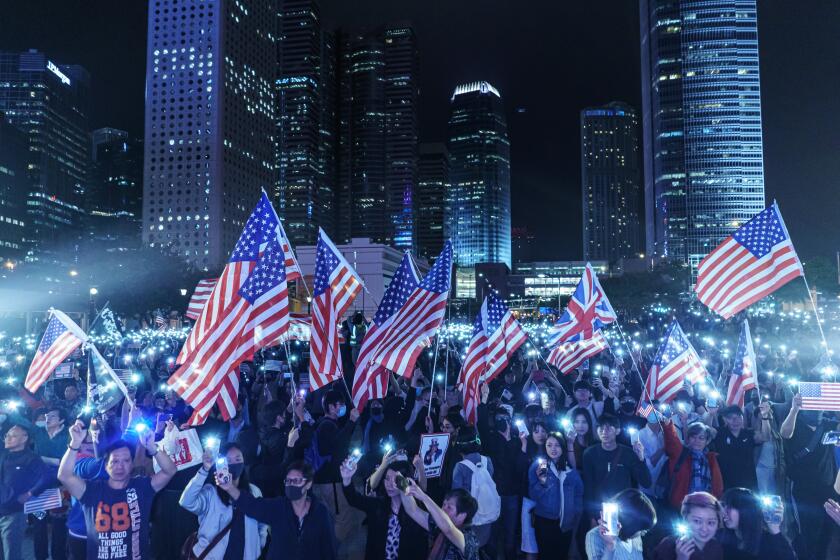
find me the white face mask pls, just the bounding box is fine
[35,420,47,429]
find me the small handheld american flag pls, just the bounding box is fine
[798,382,840,411]
[23,488,63,514]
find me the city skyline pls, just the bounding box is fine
[2,1,839,261]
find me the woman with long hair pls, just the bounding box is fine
[179,443,268,560]
[585,489,657,560]
[520,420,550,559]
[718,488,795,560]
[567,408,597,469]
[528,432,584,558]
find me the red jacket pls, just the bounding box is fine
[663,422,723,509]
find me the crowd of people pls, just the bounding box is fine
[0,303,839,559]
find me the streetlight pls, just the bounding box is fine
[69,270,78,277]
[89,287,98,296]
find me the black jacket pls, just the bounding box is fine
[234,492,337,560]
[0,449,49,514]
[342,482,427,560]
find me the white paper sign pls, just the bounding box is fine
[419,432,450,478]
[154,428,203,472]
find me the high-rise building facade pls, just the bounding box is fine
[416,142,448,262]
[87,128,143,250]
[581,102,641,263]
[142,0,275,269]
[0,114,29,264]
[336,24,419,250]
[640,0,765,269]
[446,81,511,270]
[0,50,90,255]
[275,0,337,246]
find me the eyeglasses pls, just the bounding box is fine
[284,477,306,486]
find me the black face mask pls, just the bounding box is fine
[285,484,306,501]
[228,463,245,479]
[620,402,636,414]
[371,408,384,422]
[494,417,509,432]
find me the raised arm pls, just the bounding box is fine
[406,480,466,553]
[399,489,429,530]
[141,424,176,491]
[780,394,801,440]
[58,421,88,500]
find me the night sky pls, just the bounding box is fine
[3,1,838,260]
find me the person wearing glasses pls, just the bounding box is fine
[216,459,337,560]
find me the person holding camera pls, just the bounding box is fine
[584,488,657,560]
[178,442,268,560]
[652,492,724,560]
[340,454,427,560]
[717,488,795,560]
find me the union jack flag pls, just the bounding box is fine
[25,310,87,393]
[309,229,363,390]
[170,193,289,423]
[547,330,609,374]
[546,263,616,347]
[726,319,758,407]
[460,294,528,424]
[351,253,420,410]
[696,202,803,319]
[643,320,707,404]
[372,241,452,378]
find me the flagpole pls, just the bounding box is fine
[428,335,440,418]
[801,275,831,355]
[612,318,664,430]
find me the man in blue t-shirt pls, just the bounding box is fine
[58,420,176,559]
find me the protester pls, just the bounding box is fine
[528,431,584,557]
[58,420,177,559]
[179,442,268,560]
[32,406,69,560]
[217,459,337,560]
[340,455,427,560]
[451,425,499,547]
[400,480,480,560]
[652,491,724,560]
[711,405,769,491]
[661,415,723,509]
[0,421,50,560]
[717,487,795,560]
[584,488,657,560]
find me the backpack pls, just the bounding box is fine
[458,455,501,526]
[304,420,333,473]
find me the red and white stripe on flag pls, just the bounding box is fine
[25,310,87,393]
[186,279,218,320]
[643,321,707,404]
[696,202,803,319]
[309,229,363,391]
[799,382,840,411]
[546,330,608,374]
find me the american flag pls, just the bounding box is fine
[726,319,758,407]
[23,488,63,514]
[154,313,166,331]
[643,320,708,404]
[351,253,420,410]
[309,229,363,390]
[169,193,286,422]
[460,294,528,424]
[798,382,840,411]
[546,262,616,347]
[173,235,289,421]
[637,401,656,418]
[696,202,803,319]
[264,313,346,345]
[546,330,609,374]
[275,218,303,282]
[25,310,87,393]
[372,241,452,378]
[185,279,218,320]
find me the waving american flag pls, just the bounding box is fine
[372,241,452,378]
[25,310,87,393]
[185,279,218,321]
[460,294,528,424]
[309,229,363,390]
[696,202,803,319]
[643,320,707,404]
[351,252,420,410]
[725,319,758,407]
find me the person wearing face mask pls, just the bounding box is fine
[779,393,835,558]
[32,406,69,560]
[652,492,724,560]
[340,456,427,560]
[310,389,361,558]
[217,460,337,560]
[637,409,667,504]
[179,443,268,560]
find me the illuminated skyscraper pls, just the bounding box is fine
[416,142,448,262]
[640,0,765,269]
[0,50,90,255]
[0,113,29,264]
[581,102,641,263]
[142,0,275,269]
[336,24,419,250]
[446,81,511,270]
[275,0,337,246]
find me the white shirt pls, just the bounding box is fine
[638,424,666,497]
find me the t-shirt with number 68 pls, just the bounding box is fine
[81,477,155,560]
